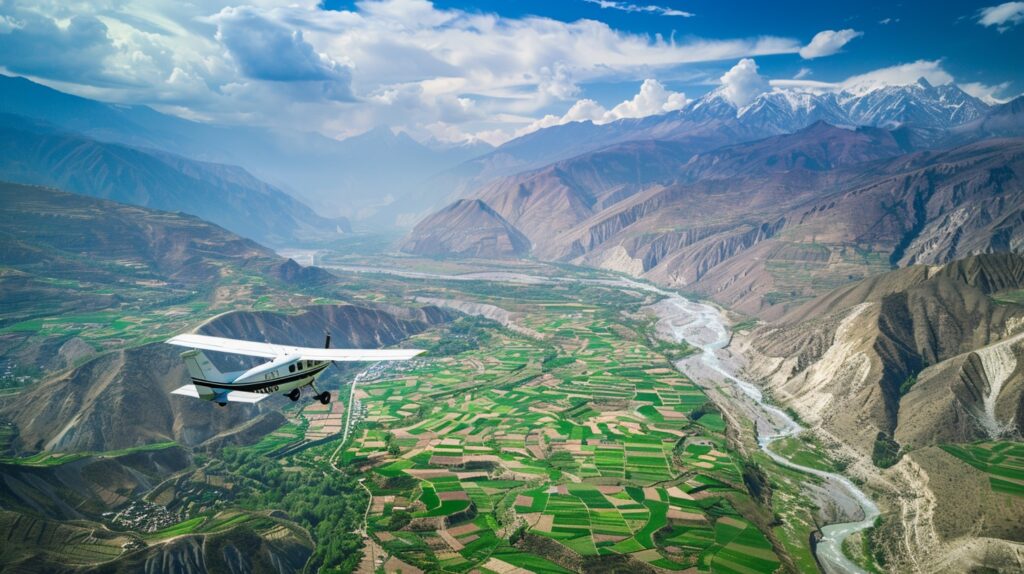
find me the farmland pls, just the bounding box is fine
[336,265,787,573]
[941,442,1024,498]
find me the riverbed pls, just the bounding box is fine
[646,291,880,574]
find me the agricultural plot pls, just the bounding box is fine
[941,442,1024,498]
[345,282,782,573]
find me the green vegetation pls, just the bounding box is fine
[336,267,787,573]
[212,442,368,572]
[769,435,842,473]
[0,441,177,467]
[941,442,1024,498]
[871,432,902,469]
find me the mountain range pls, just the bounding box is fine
[0,75,491,226]
[0,114,348,246]
[432,78,994,193]
[407,87,1024,319]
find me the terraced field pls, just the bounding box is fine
[941,442,1024,498]
[343,280,783,573]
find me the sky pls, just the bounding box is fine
[0,0,1022,145]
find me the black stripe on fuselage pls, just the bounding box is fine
[192,363,329,392]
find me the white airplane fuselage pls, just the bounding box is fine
[181,349,327,402]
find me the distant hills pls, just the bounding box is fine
[0,74,492,226]
[0,182,449,453]
[0,114,347,246]
[407,89,1024,318]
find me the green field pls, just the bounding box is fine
[941,442,1024,497]
[340,268,786,573]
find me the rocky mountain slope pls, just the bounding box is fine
[0,114,347,245]
[741,253,1024,454]
[0,181,322,348]
[411,123,1024,318]
[737,253,1024,571]
[400,199,531,258]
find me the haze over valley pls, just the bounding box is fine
[1,1,1023,573]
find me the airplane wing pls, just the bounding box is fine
[171,385,269,403]
[166,334,424,362]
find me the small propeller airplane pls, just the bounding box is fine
[165,333,423,406]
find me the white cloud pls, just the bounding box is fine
[978,2,1024,31]
[583,0,695,17]
[517,78,686,136]
[212,6,354,101]
[960,81,1013,104]
[719,58,769,107]
[0,0,805,145]
[794,67,811,80]
[799,29,863,59]
[839,59,954,93]
[878,17,899,25]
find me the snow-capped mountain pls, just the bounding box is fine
[689,77,989,135]
[437,78,993,197]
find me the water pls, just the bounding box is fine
[648,291,880,574]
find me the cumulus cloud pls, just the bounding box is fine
[519,79,686,135]
[799,29,863,59]
[978,2,1024,31]
[583,0,695,17]
[0,0,805,143]
[212,7,354,101]
[719,58,769,107]
[0,11,114,83]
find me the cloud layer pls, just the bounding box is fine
[0,0,1013,147]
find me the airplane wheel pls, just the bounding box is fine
[318,391,331,405]
[217,402,227,407]
[287,388,300,401]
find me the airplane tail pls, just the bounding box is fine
[179,349,226,400]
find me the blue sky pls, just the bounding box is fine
[0,0,1021,144]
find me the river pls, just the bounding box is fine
[646,290,880,574]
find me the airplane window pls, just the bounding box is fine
[289,365,295,373]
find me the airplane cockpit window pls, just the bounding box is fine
[289,365,295,373]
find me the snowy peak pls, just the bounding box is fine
[684,79,989,132]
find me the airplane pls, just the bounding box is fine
[165,333,423,406]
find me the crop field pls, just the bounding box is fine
[941,442,1024,498]
[342,275,783,573]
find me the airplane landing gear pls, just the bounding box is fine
[287,388,300,401]
[310,382,331,405]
